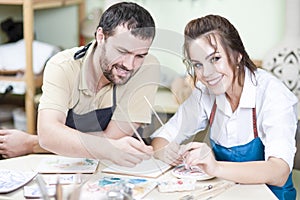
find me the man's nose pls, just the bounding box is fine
[122,54,135,70]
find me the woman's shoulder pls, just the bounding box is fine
[254,68,298,103]
[255,68,286,88]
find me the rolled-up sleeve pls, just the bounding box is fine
[260,79,298,171]
[151,88,211,144]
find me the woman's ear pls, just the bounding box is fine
[95,27,105,44]
[238,53,242,63]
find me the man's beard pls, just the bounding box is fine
[102,63,133,85]
[99,48,133,85]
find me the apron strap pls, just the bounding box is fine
[111,85,117,111]
[73,42,92,60]
[209,100,258,138]
[209,100,217,126]
[252,107,258,138]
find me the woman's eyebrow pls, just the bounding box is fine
[205,51,219,60]
[190,51,219,63]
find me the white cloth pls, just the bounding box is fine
[151,67,298,171]
[0,39,60,74]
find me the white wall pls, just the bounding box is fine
[0,0,286,75]
[132,0,285,75]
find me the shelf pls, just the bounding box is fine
[0,0,85,134]
[0,0,83,9]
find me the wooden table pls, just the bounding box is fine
[0,154,278,200]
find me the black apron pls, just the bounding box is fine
[65,85,117,132]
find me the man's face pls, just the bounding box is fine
[94,26,153,85]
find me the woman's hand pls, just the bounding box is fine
[183,142,218,176]
[153,141,183,166]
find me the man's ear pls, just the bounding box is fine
[95,27,105,43]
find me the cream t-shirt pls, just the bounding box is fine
[39,41,161,124]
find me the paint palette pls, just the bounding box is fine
[158,178,196,192]
[80,175,158,199]
[171,164,214,180]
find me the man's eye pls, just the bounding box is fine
[136,55,145,59]
[118,49,127,54]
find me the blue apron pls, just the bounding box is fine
[209,102,296,200]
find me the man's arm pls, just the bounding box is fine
[38,109,153,167]
[0,129,48,158]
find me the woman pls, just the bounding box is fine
[151,15,297,199]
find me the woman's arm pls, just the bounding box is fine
[184,142,290,187]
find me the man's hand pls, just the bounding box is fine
[0,129,36,158]
[107,137,154,167]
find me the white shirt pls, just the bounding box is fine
[152,68,298,170]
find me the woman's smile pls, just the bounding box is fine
[206,74,223,86]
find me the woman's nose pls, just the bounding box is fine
[202,62,215,77]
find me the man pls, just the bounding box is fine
[37,2,160,167]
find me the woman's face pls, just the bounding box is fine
[188,36,234,95]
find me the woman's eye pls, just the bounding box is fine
[193,63,203,69]
[210,56,220,63]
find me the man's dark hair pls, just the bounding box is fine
[96,2,155,40]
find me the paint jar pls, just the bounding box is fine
[106,182,133,200]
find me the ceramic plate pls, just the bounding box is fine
[0,169,37,193]
[171,164,214,180]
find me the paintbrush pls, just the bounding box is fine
[144,96,178,144]
[144,96,211,168]
[117,104,166,175]
[36,174,50,200]
[143,96,164,127]
[55,175,63,200]
[180,181,235,200]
